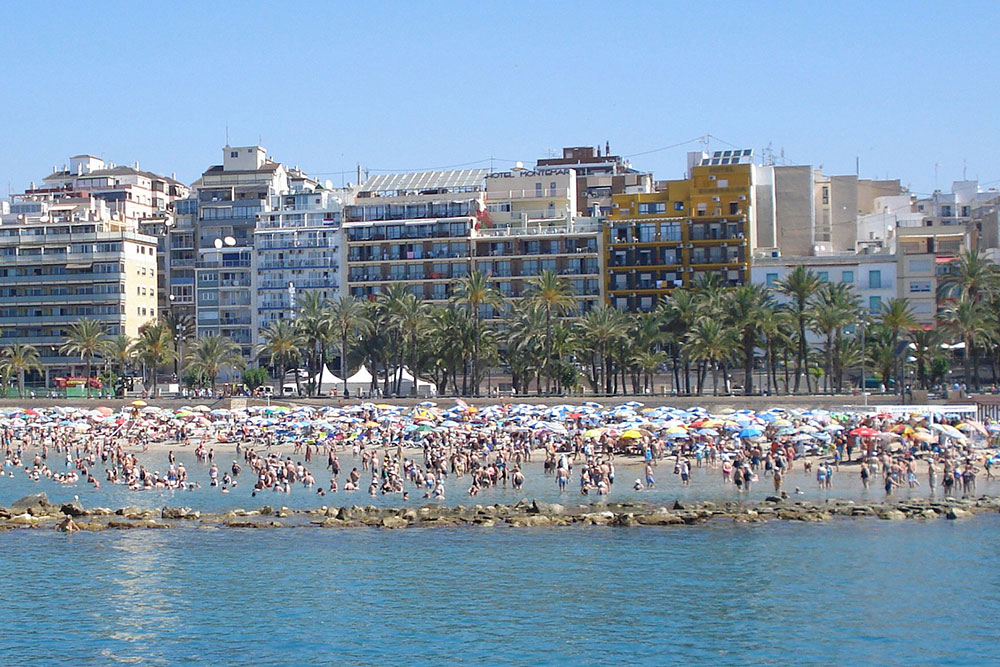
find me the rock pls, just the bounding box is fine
[672,500,685,510]
[116,506,142,517]
[530,500,564,515]
[60,501,87,517]
[611,513,638,527]
[161,506,195,520]
[398,509,418,521]
[636,511,684,526]
[0,507,10,519]
[580,512,614,525]
[380,516,409,529]
[7,513,41,526]
[764,496,783,504]
[259,506,274,516]
[12,493,50,514]
[879,510,907,521]
[336,507,351,521]
[946,507,968,520]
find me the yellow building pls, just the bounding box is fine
[606,152,756,311]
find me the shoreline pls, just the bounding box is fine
[3,492,996,532]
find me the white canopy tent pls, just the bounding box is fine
[311,365,345,394]
[389,367,438,398]
[345,366,375,395]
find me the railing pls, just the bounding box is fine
[196,260,251,268]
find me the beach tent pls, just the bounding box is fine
[389,367,437,398]
[311,365,345,394]
[345,366,375,395]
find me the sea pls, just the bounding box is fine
[3,518,1000,665]
[3,451,1000,664]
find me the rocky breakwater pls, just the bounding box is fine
[2,494,1000,533]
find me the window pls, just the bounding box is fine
[674,201,684,211]
[729,202,739,215]
[868,270,881,289]
[841,270,854,283]
[765,273,778,287]
[909,280,931,293]
[230,151,238,158]
[869,296,882,313]
[908,258,932,272]
[822,186,829,204]
[638,202,666,214]
[817,271,828,282]
[535,183,542,197]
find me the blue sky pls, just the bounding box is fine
[2,1,998,197]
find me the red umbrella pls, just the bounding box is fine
[850,426,879,437]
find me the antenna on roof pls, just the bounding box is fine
[225,124,230,146]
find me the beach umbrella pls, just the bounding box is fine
[849,427,879,437]
[131,400,147,407]
[738,426,763,438]
[95,406,114,417]
[931,423,966,441]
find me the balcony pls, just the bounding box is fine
[196,259,251,268]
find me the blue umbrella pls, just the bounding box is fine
[738,426,764,438]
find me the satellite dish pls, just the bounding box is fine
[325,179,334,190]
[224,236,237,246]
[214,238,223,249]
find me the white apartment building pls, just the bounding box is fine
[191,146,291,360]
[753,254,897,318]
[40,154,188,223]
[253,187,351,343]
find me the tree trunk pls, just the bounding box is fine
[743,328,754,396]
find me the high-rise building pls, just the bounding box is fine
[254,186,350,340]
[39,154,188,224]
[0,192,158,386]
[605,150,759,311]
[190,146,291,359]
[343,170,488,303]
[479,165,602,315]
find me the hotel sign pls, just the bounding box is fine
[486,168,571,179]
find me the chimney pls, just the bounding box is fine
[135,161,140,170]
[606,141,610,156]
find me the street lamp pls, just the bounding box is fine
[858,314,868,407]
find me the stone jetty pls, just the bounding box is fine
[1,492,999,532]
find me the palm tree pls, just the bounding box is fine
[0,344,42,398]
[294,291,330,396]
[386,292,427,396]
[505,300,546,394]
[876,297,917,392]
[326,295,372,397]
[60,318,107,398]
[578,305,629,394]
[184,335,245,394]
[937,249,1000,303]
[256,320,304,395]
[809,282,860,393]
[727,284,774,395]
[101,334,135,391]
[451,270,503,396]
[938,296,992,391]
[525,270,576,394]
[908,327,943,390]
[683,317,738,396]
[657,289,699,394]
[775,266,822,393]
[133,323,177,398]
[161,310,195,377]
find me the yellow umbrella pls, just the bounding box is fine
[620,429,643,439]
[773,419,793,427]
[375,404,391,409]
[665,426,687,435]
[131,400,147,407]
[583,428,607,439]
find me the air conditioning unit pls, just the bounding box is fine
[738,195,747,201]
[720,242,728,248]
[712,196,721,202]
[709,175,717,181]
[685,243,694,249]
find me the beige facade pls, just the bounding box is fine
[0,195,158,383]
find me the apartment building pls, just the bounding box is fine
[0,194,157,385]
[479,167,602,316]
[342,170,488,303]
[190,146,291,359]
[606,150,757,311]
[253,187,349,339]
[39,154,188,224]
[753,254,897,317]
[536,145,652,217]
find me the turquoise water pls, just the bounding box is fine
[3,518,999,665]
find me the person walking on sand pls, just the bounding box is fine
[860,460,871,490]
[927,459,937,493]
